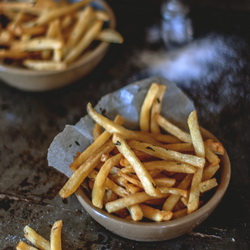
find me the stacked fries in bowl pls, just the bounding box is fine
[0,0,122,91]
[55,82,231,241]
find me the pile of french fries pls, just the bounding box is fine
[16,220,63,250]
[59,82,224,222]
[0,0,123,71]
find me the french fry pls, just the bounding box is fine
[149,169,164,178]
[95,10,110,21]
[127,204,144,221]
[0,2,33,9]
[24,225,50,250]
[204,139,224,155]
[92,153,122,208]
[23,60,66,70]
[153,177,176,187]
[119,157,131,167]
[105,191,168,213]
[132,149,156,162]
[105,178,129,197]
[162,142,194,152]
[59,140,114,198]
[93,122,103,140]
[150,84,167,133]
[109,166,120,175]
[181,196,188,206]
[0,30,13,45]
[120,165,164,177]
[158,187,188,198]
[187,110,205,214]
[143,161,196,174]
[11,38,63,51]
[21,34,31,42]
[128,140,205,168]
[86,103,160,145]
[202,164,220,181]
[0,3,41,15]
[64,19,103,63]
[70,115,124,171]
[187,110,205,158]
[139,83,160,131]
[88,170,129,198]
[7,12,27,36]
[109,174,128,188]
[46,19,63,41]
[50,220,63,250]
[124,183,142,194]
[42,19,63,61]
[60,14,74,30]
[34,0,93,26]
[152,133,181,143]
[140,204,173,222]
[205,145,220,166]
[63,6,94,57]
[97,29,124,44]
[16,241,38,250]
[9,24,46,37]
[187,168,203,214]
[53,48,62,62]
[163,174,192,211]
[34,0,63,9]
[113,133,161,197]
[157,114,192,143]
[118,171,143,188]
[199,178,218,193]
[100,153,111,162]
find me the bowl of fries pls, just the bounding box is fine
[0,0,122,91]
[52,81,231,241]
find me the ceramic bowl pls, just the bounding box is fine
[75,128,231,242]
[0,0,115,92]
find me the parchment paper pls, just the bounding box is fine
[47,77,194,177]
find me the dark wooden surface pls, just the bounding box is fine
[0,0,249,249]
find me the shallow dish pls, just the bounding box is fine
[0,0,115,92]
[75,128,231,242]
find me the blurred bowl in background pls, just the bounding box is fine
[0,0,116,92]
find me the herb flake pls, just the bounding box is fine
[114,141,121,146]
[146,146,155,151]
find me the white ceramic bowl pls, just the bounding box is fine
[75,129,231,242]
[0,0,116,92]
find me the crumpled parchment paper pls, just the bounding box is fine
[47,77,194,177]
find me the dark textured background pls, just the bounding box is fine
[0,0,249,249]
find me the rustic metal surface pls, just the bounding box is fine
[0,0,250,249]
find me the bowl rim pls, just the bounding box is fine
[0,0,116,76]
[75,128,231,230]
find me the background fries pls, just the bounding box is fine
[0,0,123,70]
[58,82,224,222]
[17,220,63,250]
[139,83,160,131]
[23,225,50,250]
[50,220,63,250]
